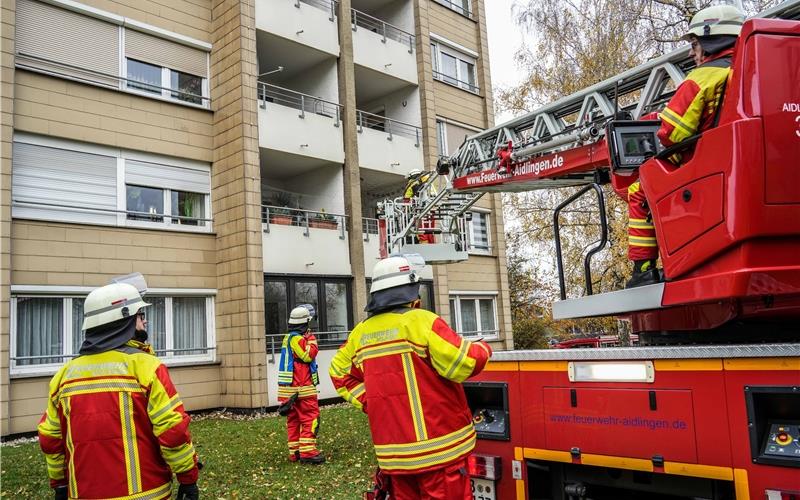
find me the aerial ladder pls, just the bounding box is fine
[379,0,800,342]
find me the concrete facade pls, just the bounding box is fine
[0,0,512,435]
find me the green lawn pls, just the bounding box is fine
[1,404,377,499]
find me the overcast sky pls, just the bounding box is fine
[485,0,528,123]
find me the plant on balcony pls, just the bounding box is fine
[269,191,296,226]
[309,209,338,229]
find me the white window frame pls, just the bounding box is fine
[449,292,499,340]
[14,133,212,233]
[436,116,481,156]
[9,287,217,378]
[436,119,447,156]
[467,209,492,255]
[430,36,479,94]
[122,57,209,107]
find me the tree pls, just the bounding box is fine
[499,0,779,340]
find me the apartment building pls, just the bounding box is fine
[0,0,511,435]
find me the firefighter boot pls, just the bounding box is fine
[626,260,661,288]
[300,453,326,465]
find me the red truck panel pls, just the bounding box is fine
[542,387,698,463]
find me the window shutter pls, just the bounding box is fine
[126,160,210,194]
[16,0,119,86]
[445,122,475,156]
[125,30,208,77]
[12,142,118,224]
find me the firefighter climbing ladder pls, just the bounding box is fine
[380,0,800,265]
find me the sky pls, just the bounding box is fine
[485,0,528,124]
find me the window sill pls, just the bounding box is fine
[9,357,219,380]
[125,219,213,234]
[432,75,481,97]
[468,248,493,257]
[16,65,212,112]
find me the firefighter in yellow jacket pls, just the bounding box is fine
[38,274,200,500]
[626,4,744,288]
[277,304,324,464]
[330,256,492,499]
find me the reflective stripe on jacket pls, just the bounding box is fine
[278,331,319,399]
[38,340,198,499]
[330,307,492,474]
[658,49,733,148]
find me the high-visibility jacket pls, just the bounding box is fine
[403,173,437,200]
[278,330,319,401]
[330,307,492,474]
[657,49,733,148]
[38,340,198,500]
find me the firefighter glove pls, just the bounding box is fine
[53,486,68,500]
[177,483,199,500]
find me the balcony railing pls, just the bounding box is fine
[432,70,480,94]
[357,110,421,145]
[295,0,337,21]
[351,8,414,53]
[262,205,347,239]
[362,217,380,241]
[432,0,474,19]
[258,82,343,126]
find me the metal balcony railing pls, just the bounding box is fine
[294,0,337,20]
[362,217,379,241]
[351,8,415,53]
[357,110,421,145]
[261,204,347,239]
[258,82,343,126]
[432,70,480,94]
[432,0,474,19]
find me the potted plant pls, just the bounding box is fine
[310,209,338,229]
[269,191,295,226]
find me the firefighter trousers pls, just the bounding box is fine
[627,180,658,261]
[389,458,471,500]
[286,396,320,459]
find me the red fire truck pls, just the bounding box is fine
[378,3,800,499]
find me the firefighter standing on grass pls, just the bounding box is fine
[330,256,492,499]
[278,304,325,464]
[37,274,200,500]
[626,4,744,288]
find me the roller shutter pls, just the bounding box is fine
[125,160,210,194]
[125,30,208,77]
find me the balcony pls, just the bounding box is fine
[357,110,423,176]
[261,205,352,276]
[351,7,417,85]
[255,0,339,57]
[258,83,344,163]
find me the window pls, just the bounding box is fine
[12,135,212,232]
[468,211,491,254]
[264,276,353,349]
[15,0,210,107]
[436,118,481,156]
[433,0,472,17]
[448,294,498,339]
[10,292,215,375]
[125,59,204,105]
[431,40,479,94]
[126,59,162,95]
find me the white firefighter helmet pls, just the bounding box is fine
[405,169,423,180]
[288,304,315,325]
[82,282,150,331]
[370,256,421,293]
[685,4,744,38]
